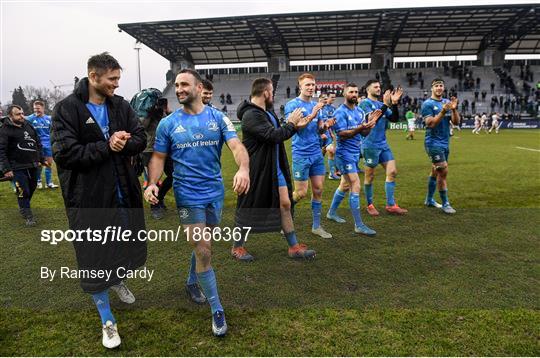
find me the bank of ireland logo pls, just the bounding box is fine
[178,208,189,219]
[207,119,218,131]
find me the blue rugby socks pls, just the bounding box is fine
[197,269,224,314]
[92,290,115,325]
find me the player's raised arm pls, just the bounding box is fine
[449,97,460,125]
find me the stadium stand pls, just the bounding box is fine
[118,4,540,122]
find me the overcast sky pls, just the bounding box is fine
[0,0,525,106]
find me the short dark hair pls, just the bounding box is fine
[431,78,445,86]
[33,100,45,107]
[87,52,122,75]
[251,78,272,97]
[7,105,22,116]
[202,79,214,91]
[177,68,203,84]
[364,79,380,88]
[345,82,358,89]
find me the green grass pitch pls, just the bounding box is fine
[0,129,538,355]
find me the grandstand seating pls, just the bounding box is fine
[163,65,539,122]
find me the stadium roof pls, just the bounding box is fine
[118,4,540,64]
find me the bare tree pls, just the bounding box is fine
[23,86,67,113]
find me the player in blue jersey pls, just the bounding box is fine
[285,73,335,239]
[326,83,381,236]
[145,69,250,337]
[27,100,58,189]
[318,92,340,180]
[421,78,460,214]
[201,79,215,107]
[358,80,407,216]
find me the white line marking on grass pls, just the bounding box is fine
[516,146,540,152]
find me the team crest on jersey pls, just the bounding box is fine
[174,124,186,133]
[207,120,218,131]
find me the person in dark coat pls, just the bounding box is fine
[0,105,47,226]
[232,78,316,262]
[51,52,147,349]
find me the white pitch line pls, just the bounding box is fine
[515,146,540,152]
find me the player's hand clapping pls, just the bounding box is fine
[324,118,336,129]
[109,131,131,152]
[310,102,324,117]
[391,86,403,104]
[364,109,383,128]
[449,96,458,110]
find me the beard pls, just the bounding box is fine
[346,97,357,105]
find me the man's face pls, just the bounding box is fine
[33,104,45,117]
[319,95,327,105]
[9,107,25,125]
[89,69,120,98]
[327,93,336,104]
[175,73,202,105]
[299,77,316,97]
[432,83,445,97]
[344,87,359,105]
[264,84,274,107]
[201,88,213,105]
[367,82,381,97]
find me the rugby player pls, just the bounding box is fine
[145,69,250,337]
[358,80,407,216]
[421,78,460,214]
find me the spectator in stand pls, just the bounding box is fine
[286,86,291,98]
[474,90,479,101]
[490,82,495,94]
[226,93,232,105]
[220,93,225,105]
[481,90,487,102]
[476,77,481,90]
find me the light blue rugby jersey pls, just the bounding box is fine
[421,97,452,148]
[358,97,393,150]
[333,104,366,158]
[285,97,321,158]
[154,106,238,206]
